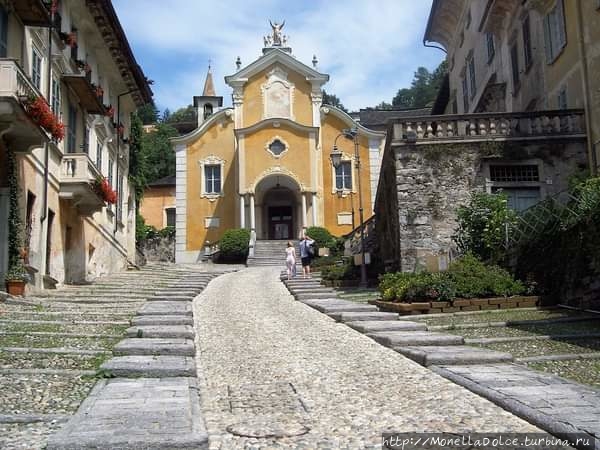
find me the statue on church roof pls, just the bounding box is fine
[269,20,285,46]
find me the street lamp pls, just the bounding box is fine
[331,127,367,288]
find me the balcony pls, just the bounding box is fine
[59,153,105,216]
[390,109,586,145]
[62,74,105,115]
[0,59,50,151]
[14,0,52,27]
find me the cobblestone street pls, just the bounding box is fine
[195,267,540,449]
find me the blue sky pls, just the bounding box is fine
[112,0,445,113]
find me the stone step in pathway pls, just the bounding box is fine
[47,268,228,450]
[367,330,465,347]
[302,301,378,313]
[113,338,195,356]
[432,364,600,448]
[278,273,599,448]
[125,325,195,339]
[46,378,208,450]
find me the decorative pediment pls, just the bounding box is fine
[261,66,295,120]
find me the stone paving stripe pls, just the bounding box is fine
[46,377,208,450]
[0,347,110,356]
[306,303,379,313]
[367,331,465,347]
[0,368,97,376]
[0,414,71,424]
[137,301,193,316]
[396,345,513,366]
[516,352,600,363]
[113,338,195,356]
[327,311,399,322]
[125,325,194,339]
[466,334,600,344]
[345,320,428,333]
[100,356,197,377]
[0,332,121,339]
[130,315,194,326]
[294,292,341,300]
[432,364,600,450]
[147,295,195,302]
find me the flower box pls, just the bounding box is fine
[22,96,65,141]
[92,176,117,204]
[373,296,540,315]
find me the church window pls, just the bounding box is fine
[335,161,352,190]
[203,103,213,120]
[204,165,221,194]
[269,139,285,156]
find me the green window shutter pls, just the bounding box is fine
[543,14,552,63]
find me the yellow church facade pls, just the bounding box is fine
[172,33,385,263]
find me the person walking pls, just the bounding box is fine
[285,241,296,280]
[299,234,315,278]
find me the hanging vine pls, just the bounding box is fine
[6,148,27,281]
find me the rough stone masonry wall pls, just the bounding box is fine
[377,139,587,272]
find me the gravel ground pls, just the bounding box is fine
[445,320,600,339]
[195,267,541,449]
[414,308,588,326]
[0,335,120,349]
[473,338,600,358]
[0,351,108,370]
[0,374,95,414]
[0,322,127,335]
[526,359,600,388]
[0,422,65,450]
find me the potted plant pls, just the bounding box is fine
[5,262,28,296]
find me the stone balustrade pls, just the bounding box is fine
[0,58,43,100]
[391,109,586,144]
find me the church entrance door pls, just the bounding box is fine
[268,206,293,240]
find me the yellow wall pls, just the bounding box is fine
[186,118,236,250]
[321,114,373,236]
[140,186,175,229]
[242,64,314,127]
[242,125,312,190]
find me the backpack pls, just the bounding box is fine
[307,243,315,257]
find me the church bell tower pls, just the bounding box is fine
[194,64,223,125]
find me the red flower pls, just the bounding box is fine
[105,106,114,118]
[22,96,65,142]
[66,32,77,48]
[93,176,118,204]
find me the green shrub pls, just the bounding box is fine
[158,226,175,239]
[377,255,524,302]
[448,254,525,298]
[305,226,334,248]
[453,191,516,263]
[321,261,359,281]
[311,255,342,269]
[219,229,250,262]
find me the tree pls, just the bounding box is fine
[164,104,196,124]
[322,90,348,113]
[391,60,448,109]
[140,123,178,183]
[137,103,159,125]
[375,101,393,110]
[128,112,147,202]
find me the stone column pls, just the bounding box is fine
[249,194,255,231]
[311,193,317,226]
[240,194,246,229]
[301,192,307,232]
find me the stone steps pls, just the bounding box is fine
[396,345,514,366]
[367,331,465,347]
[125,325,195,339]
[131,315,194,326]
[113,338,195,356]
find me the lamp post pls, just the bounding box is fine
[331,127,367,288]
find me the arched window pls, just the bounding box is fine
[203,103,213,120]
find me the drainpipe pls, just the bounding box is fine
[40,9,54,223]
[575,0,597,175]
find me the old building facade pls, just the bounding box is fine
[375,0,592,271]
[173,26,385,263]
[0,0,152,289]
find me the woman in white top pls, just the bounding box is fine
[285,241,296,280]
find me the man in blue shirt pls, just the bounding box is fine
[298,234,315,278]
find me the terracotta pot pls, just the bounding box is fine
[6,280,25,296]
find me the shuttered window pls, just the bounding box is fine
[543,0,567,63]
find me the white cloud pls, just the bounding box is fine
[113,0,444,111]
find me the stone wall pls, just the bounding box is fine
[376,138,588,272]
[140,235,175,263]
